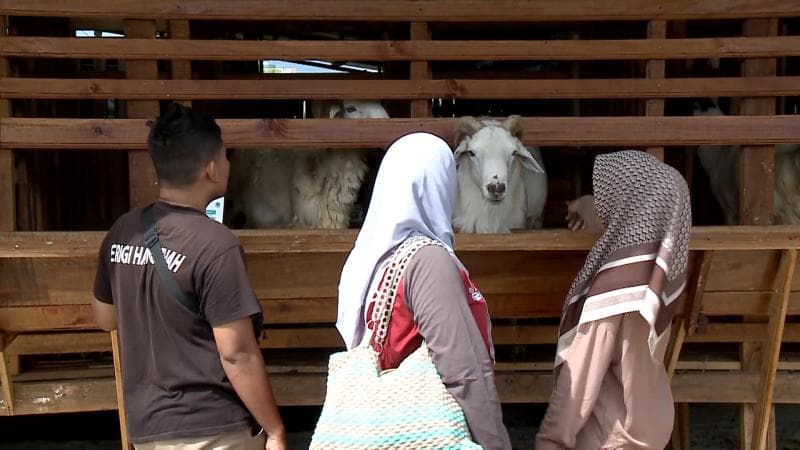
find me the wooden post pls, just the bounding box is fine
[124,20,160,209]
[0,15,14,231]
[169,20,192,107]
[752,250,797,450]
[740,18,779,450]
[111,330,132,450]
[666,251,711,450]
[0,333,15,416]
[645,20,666,160]
[740,19,777,225]
[410,22,431,118]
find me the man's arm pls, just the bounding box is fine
[92,298,117,331]
[213,317,286,449]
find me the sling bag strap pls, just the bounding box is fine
[142,204,203,319]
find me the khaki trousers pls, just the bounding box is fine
[134,427,265,450]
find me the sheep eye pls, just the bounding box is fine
[512,150,518,156]
[345,106,357,113]
[468,150,476,157]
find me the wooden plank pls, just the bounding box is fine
[705,250,781,292]
[124,19,160,209]
[6,369,800,415]
[686,323,800,343]
[672,403,691,450]
[3,116,800,150]
[4,36,800,61]
[0,348,13,415]
[703,292,800,316]
[409,22,431,118]
[645,20,666,160]
[2,228,800,259]
[740,19,779,227]
[687,252,713,335]
[0,15,12,232]
[169,20,191,108]
[752,249,797,450]
[3,0,800,21]
[6,76,800,101]
[6,332,111,355]
[741,19,780,450]
[8,321,800,355]
[111,331,132,450]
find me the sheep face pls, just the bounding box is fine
[454,116,544,204]
[319,100,389,119]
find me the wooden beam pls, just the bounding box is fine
[4,36,800,61]
[645,20,666,160]
[2,227,800,259]
[740,20,779,226]
[671,403,691,450]
[3,0,800,21]
[0,15,12,232]
[3,116,800,150]
[687,251,713,335]
[409,22,431,118]
[740,19,780,450]
[6,368,800,415]
[111,331,132,450]
[6,76,800,101]
[752,249,797,450]
[0,347,14,415]
[168,20,191,107]
[123,19,159,209]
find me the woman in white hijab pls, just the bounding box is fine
[336,132,511,450]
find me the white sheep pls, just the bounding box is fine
[225,100,388,229]
[452,115,547,233]
[693,100,800,224]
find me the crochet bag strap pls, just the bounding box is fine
[369,235,443,348]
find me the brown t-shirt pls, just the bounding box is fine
[94,201,262,443]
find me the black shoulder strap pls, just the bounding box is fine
[142,205,203,319]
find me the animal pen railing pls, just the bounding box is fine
[1,1,800,449]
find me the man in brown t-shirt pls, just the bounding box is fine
[93,104,286,449]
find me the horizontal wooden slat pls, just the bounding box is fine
[5,76,800,100]
[3,116,800,149]
[4,36,800,61]
[2,0,800,21]
[11,322,800,357]
[702,292,800,315]
[2,228,800,259]
[5,370,800,416]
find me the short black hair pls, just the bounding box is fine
[147,103,223,187]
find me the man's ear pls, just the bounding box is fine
[205,158,220,183]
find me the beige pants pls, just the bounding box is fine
[536,313,674,449]
[134,427,265,450]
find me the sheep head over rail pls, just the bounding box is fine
[453,115,548,234]
[224,99,388,230]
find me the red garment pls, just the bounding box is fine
[367,267,493,370]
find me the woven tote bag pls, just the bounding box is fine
[310,236,481,449]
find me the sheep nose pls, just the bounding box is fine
[487,182,506,195]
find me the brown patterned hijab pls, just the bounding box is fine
[555,150,691,367]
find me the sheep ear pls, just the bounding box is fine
[516,144,544,174]
[501,115,524,140]
[453,139,470,161]
[454,116,483,147]
[328,103,343,118]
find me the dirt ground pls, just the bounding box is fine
[2,404,800,449]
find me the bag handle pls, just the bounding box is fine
[369,235,443,347]
[142,205,203,319]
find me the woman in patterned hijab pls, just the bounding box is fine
[536,150,691,450]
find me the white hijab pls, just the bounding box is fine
[336,132,458,349]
